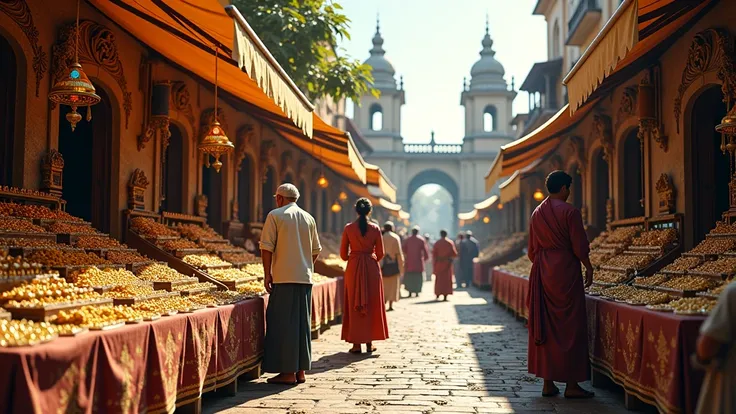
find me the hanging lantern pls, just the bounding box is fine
[338,191,348,201]
[716,105,736,138]
[483,216,490,224]
[533,189,545,202]
[331,201,342,213]
[48,0,100,131]
[199,120,234,173]
[198,45,234,173]
[317,174,329,188]
[497,203,504,210]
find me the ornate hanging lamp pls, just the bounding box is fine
[331,201,342,213]
[48,0,100,131]
[316,145,329,188]
[198,45,234,173]
[338,191,348,202]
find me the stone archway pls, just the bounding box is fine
[406,169,460,233]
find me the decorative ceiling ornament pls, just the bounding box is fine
[615,86,638,130]
[0,0,47,97]
[48,0,100,131]
[170,81,195,132]
[674,28,736,133]
[52,18,133,128]
[234,124,255,171]
[197,45,234,173]
[591,113,613,161]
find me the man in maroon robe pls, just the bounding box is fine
[527,170,594,398]
[432,230,457,301]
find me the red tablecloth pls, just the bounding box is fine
[489,270,707,414]
[473,261,493,288]
[311,277,344,331]
[0,298,264,414]
[490,268,529,319]
[586,296,705,414]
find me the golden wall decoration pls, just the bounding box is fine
[51,20,133,128]
[40,149,64,197]
[194,194,208,217]
[655,174,676,215]
[591,113,614,161]
[674,28,736,133]
[128,168,149,210]
[0,0,47,97]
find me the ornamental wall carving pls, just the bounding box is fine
[127,169,149,210]
[40,149,64,197]
[567,136,586,175]
[260,140,276,178]
[52,20,133,128]
[234,124,255,171]
[591,113,613,161]
[655,173,676,215]
[674,28,736,133]
[0,0,47,97]
[170,81,196,132]
[615,86,638,130]
[281,151,293,172]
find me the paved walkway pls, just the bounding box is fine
[203,281,633,414]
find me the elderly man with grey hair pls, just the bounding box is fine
[260,183,322,385]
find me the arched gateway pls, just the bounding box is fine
[353,18,517,229]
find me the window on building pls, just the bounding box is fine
[369,104,383,131]
[483,105,497,132]
[552,20,560,59]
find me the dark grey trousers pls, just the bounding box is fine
[262,283,312,373]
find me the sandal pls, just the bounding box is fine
[348,347,362,354]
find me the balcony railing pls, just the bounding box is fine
[404,144,463,154]
[567,0,601,45]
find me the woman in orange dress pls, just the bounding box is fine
[340,198,389,354]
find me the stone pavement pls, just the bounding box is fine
[202,281,635,414]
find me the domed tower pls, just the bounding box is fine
[461,19,516,151]
[354,17,405,153]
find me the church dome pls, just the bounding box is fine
[469,24,507,91]
[364,19,397,90]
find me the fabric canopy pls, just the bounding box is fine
[378,198,402,212]
[565,0,716,114]
[457,210,478,221]
[367,165,397,203]
[90,0,375,190]
[485,100,598,192]
[473,195,499,211]
[498,158,543,203]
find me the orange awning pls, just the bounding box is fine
[485,100,599,191]
[565,0,716,113]
[366,165,397,203]
[473,195,499,211]
[90,0,372,189]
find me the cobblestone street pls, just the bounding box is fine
[203,282,631,414]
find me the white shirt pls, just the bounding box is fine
[259,202,321,284]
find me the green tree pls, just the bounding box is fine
[232,0,377,103]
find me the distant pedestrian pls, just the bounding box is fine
[402,226,429,297]
[694,282,736,413]
[340,198,389,354]
[381,221,404,312]
[260,184,321,385]
[460,231,480,287]
[455,233,466,288]
[432,230,457,301]
[424,233,434,282]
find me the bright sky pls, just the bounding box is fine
[339,0,548,144]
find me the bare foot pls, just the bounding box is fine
[267,373,297,385]
[564,383,594,399]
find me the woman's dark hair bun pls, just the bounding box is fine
[355,198,372,236]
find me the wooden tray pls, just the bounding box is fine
[8,245,82,258]
[685,271,729,281]
[33,218,91,226]
[696,291,721,300]
[198,238,229,245]
[171,249,207,258]
[91,281,154,294]
[0,231,57,241]
[4,298,113,321]
[111,291,179,306]
[89,322,125,331]
[85,247,134,257]
[126,261,160,273]
[152,277,200,291]
[177,286,218,296]
[55,264,125,280]
[56,233,106,245]
[651,286,701,298]
[0,272,60,293]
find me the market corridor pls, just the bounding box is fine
[203,282,630,414]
